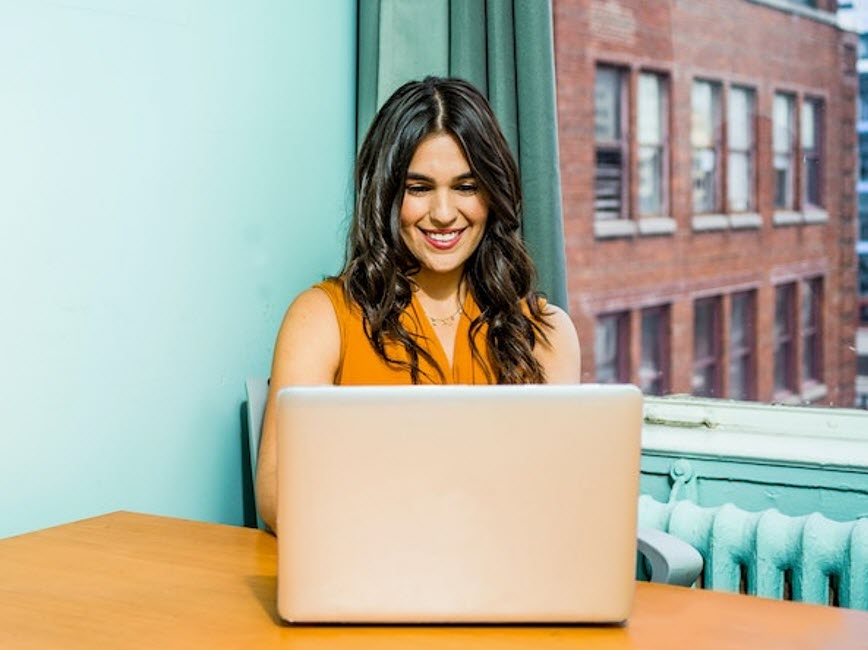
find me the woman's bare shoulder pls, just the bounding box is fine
[272,284,342,385]
[536,302,582,384]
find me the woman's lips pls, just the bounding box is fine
[421,228,465,250]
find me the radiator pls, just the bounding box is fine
[639,494,868,610]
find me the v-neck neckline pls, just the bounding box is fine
[410,290,471,381]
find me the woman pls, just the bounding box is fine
[256,77,580,532]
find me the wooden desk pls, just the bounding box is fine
[1,512,866,649]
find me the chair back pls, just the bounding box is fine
[244,377,269,530]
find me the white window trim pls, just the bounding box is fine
[642,396,868,471]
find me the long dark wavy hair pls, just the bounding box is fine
[340,76,550,383]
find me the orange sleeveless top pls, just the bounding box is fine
[315,279,495,385]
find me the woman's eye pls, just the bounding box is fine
[405,185,430,195]
[455,184,478,194]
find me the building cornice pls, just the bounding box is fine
[745,0,839,27]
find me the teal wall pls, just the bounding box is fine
[0,1,356,538]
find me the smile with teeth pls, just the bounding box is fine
[421,228,465,249]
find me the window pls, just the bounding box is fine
[595,312,630,383]
[801,98,823,208]
[859,75,868,122]
[729,291,756,400]
[727,86,755,213]
[640,305,669,395]
[801,278,823,385]
[691,80,722,214]
[860,133,868,181]
[774,283,797,395]
[860,33,868,60]
[860,194,868,241]
[594,66,628,220]
[638,72,667,216]
[773,93,796,210]
[692,297,722,397]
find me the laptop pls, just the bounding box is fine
[275,383,642,624]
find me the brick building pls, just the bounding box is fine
[554,0,858,405]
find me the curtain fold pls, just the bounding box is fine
[357,0,568,309]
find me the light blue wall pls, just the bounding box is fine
[0,0,356,538]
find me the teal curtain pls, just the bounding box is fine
[357,0,569,309]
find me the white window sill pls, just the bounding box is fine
[772,210,803,226]
[729,213,762,229]
[691,214,729,232]
[637,217,676,236]
[803,208,829,224]
[594,219,637,239]
[642,395,868,470]
[801,382,828,403]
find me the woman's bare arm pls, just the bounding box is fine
[255,287,341,533]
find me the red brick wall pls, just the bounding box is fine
[554,0,857,405]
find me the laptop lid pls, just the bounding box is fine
[276,383,642,624]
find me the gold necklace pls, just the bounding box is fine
[429,303,463,327]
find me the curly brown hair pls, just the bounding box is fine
[340,76,549,383]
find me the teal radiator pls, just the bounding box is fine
[639,495,868,610]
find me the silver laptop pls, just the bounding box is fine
[275,383,642,624]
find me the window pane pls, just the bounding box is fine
[728,87,752,150]
[595,67,621,141]
[860,133,868,180]
[730,356,750,400]
[693,148,717,213]
[595,149,624,219]
[801,100,816,150]
[728,151,750,212]
[595,315,618,383]
[691,81,714,147]
[638,146,663,215]
[860,75,868,121]
[773,94,793,154]
[774,153,792,209]
[774,285,795,393]
[805,156,821,207]
[694,301,713,358]
[640,309,666,395]
[638,73,662,145]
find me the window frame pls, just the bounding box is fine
[594,64,630,221]
[595,311,631,383]
[692,296,723,398]
[773,92,797,211]
[773,283,798,397]
[640,304,671,396]
[801,97,824,209]
[800,277,824,387]
[728,290,757,401]
[637,71,669,218]
[691,79,723,215]
[726,85,757,214]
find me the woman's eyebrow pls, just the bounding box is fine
[405,171,475,182]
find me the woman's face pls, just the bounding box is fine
[399,133,489,280]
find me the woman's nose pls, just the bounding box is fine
[429,190,456,225]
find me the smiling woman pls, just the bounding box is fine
[254,77,581,532]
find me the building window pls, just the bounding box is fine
[729,291,756,400]
[801,278,823,385]
[801,98,823,208]
[595,312,630,383]
[859,75,868,122]
[860,194,868,240]
[691,80,722,214]
[594,66,628,220]
[692,297,722,397]
[638,72,667,216]
[727,86,755,213]
[773,93,796,210]
[860,133,868,181]
[774,283,797,395]
[640,305,669,395]
[860,33,868,60]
